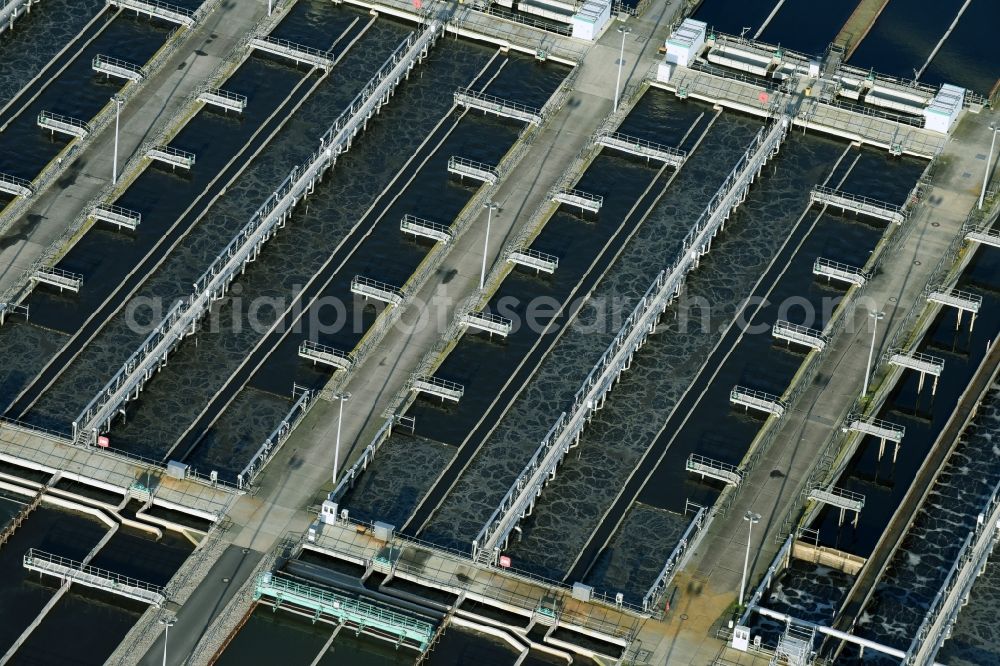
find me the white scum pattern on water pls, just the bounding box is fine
[97,47,528,458]
[19,19,426,434]
[856,393,1000,654]
[501,132,853,580]
[0,0,105,106]
[419,110,767,553]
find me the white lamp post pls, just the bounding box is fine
[739,511,761,607]
[112,95,123,185]
[481,202,498,290]
[160,616,176,666]
[979,123,998,210]
[333,392,350,484]
[614,26,632,112]
[864,310,885,397]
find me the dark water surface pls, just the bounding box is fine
[21,14,415,432]
[0,0,106,106]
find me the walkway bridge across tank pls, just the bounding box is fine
[108,0,196,27]
[255,571,435,652]
[70,25,442,447]
[471,118,790,566]
[23,549,166,605]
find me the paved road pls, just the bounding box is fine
[138,545,263,666]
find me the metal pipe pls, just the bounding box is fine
[756,607,904,658]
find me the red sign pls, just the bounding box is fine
[758,92,769,104]
[499,555,511,568]
[413,0,421,8]
[97,436,110,448]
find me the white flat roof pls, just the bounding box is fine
[668,18,706,47]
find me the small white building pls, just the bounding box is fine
[666,18,706,66]
[658,18,706,82]
[924,83,964,134]
[570,0,610,41]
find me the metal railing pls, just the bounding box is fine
[808,484,865,507]
[905,475,1000,664]
[199,87,247,108]
[150,144,195,163]
[109,0,196,24]
[595,131,687,163]
[686,453,741,478]
[0,0,34,35]
[454,87,542,123]
[480,3,573,37]
[926,286,982,311]
[24,548,165,603]
[554,187,602,205]
[887,349,945,374]
[447,155,499,182]
[71,28,440,446]
[237,385,313,489]
[252,34,331,61]
[37,110,92,134]
[814,257,868,281]
[509,246,558,268]
[319,515,647,624]
[471,119,790,564]
[0,171,33,195]
[250,34,333,68]
[612,0,649,16]
[72,299,185,444]
[740,533,795,626]
[257,571,433,646]
[331,417,394,502]
[835,62,939,97]
[93,203,140,222]
[730,385,786,411]
[848,414,905,441]
[811,185,907,222]
[400,214,452,239]
[33,265,82,283]
[773,320,829,346]
[412,375,463,394]
[352,275,402,302]
[299,340,353,366]
[463,310,512,331]
[641,504,706,615]
[92,54,147,79]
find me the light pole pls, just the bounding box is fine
[739,511,761,607]
[112,95,123,185]
[481,202,498,290]
[979,123,998,210]
[333,392,350,485]
[614,26,632,112]
[864,310,885,397]
[160,616,176,666]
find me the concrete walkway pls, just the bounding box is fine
[137,3,687,662]
[640,108,1000,664]
[0,0,269,296]
[223,0,685,555]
